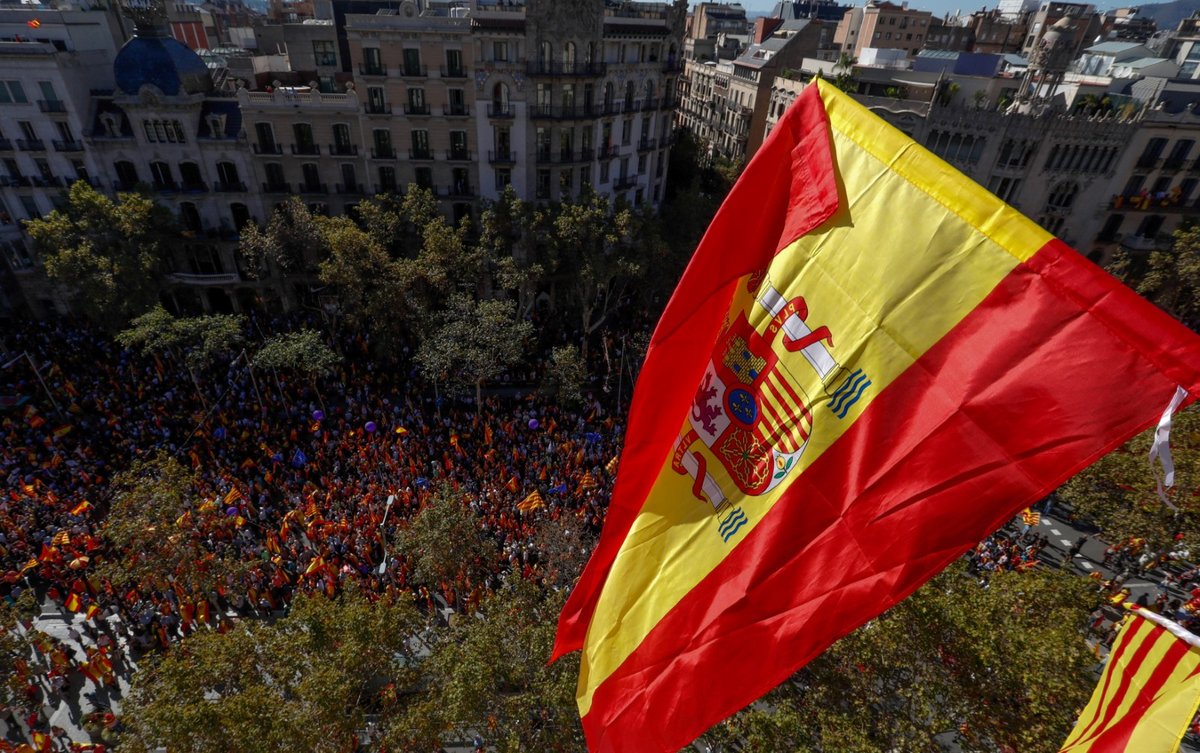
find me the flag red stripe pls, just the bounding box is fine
[763,372,812,440]
[1065,622,1166,750]
[1076,634,1192,751]
[757,380,808,452]
[553,83,841,659]
[579,239,1200,752]
[1062,618,1155,749]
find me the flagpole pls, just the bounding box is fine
[24,352,64,419]
[377,494,396,575]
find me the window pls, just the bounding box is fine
[180,161,203,188]
[143,119,185,143]
[55,121,74,144]
[1045,181,1079,211]
[38,81,58,103]
[255,123,276,152]
[403,48,422,76]
[373,129,393,157]
[407,87,427,113]
[301,164,321,192]
[560,168,573,196]
[493,41,509,62]
[179,202,202,232]
[293,123,316,153]
[367,86,387,113]
[411,129,430,158]
[622,118,632,146]
[495,167,511,190]
[71,159,88,182]
[216,162,240,188]
[445,49,464,76]
[362,47,383,74]
[340,164,357,193]
[563,42,576,73]
[536,168,551,199]
[313,40,337,67]
[492,82,509,114]
[150,161,173,188]
[379,165,396,192]
[332,123,353,154]
[18,121,36,142]
[536,83,552,108]
[1135,214,1165,239]
[581,165,591,187]
[264,163,285,189]
[536,128,551,160]
[414,167,433,189]
[33,158,52,181]
[450,130,468,159]
[600,160,610,183]
[20,196,40,219]
[231,203,252,231]
[0,81,27,104]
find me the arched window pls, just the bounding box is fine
[230,203,252,231]
[644,79,656,106]
[1046,180,1079,211]
[563,42,576,73]
[539,41,552,68]
[604,82,614,111]
[179,202,202,232]
[624,81,635,109]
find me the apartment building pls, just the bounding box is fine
[834,0,935,60]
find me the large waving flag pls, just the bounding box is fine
[1061,608,1200,752]
[553,79,1200,752]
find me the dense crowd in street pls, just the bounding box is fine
[0,317,630,751]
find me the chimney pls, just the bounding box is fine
[755,16,784,42]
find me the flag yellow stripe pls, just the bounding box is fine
[577,83,1048,715]
[1123,641,1200,752]
[1061,618,1156,750]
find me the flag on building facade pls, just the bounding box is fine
[1060,608,1200,752]
[553,79,1200,753]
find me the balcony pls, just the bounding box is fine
[37,100,67,113]
[0,139,11,151]
[613,175,638,190]
[371,147,397,159]
[262,182,291,193]
[400,64,427,77]
[253,142,283,155]
[291,144,321,155]
[31,176,64,188]
[111,180,136,191]
[404,103,431,116]
[597,144,618,159]
[52,140,84,152]
[445,149,473,161]
[622,99,641,113]
[181,181,208,193]
[358,63,388,76]
[153,181,179,194]
[1135,156,1161,169]
[213,181,247,192]
[299,182,328,195]
[548,148,595,163]
[409,148,434,160]
[1163,158,1187,171]
[488,150,515,164]
[336,183,364,195]
[440,66,468,79]
[364,102,392,115]
[637,138,657,152]
[328,143,358,156]
[1109,193,1200,214]
[487,103,514,118]
[17,139,45,152]
[442,104,470,117]
[530,104,600,120]
[166,271,242,286]
[526,61,607,77]
[446,183,475,198]
[643,98,660,110]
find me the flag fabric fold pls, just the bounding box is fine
[555,79,1200,753]
[1060,607,1200,752]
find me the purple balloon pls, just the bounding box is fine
[225,506,239,517]
[365,421,377,433]
[528,419,539,430]
[312,410,324,422]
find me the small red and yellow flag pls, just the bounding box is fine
[63,592,82,613]
[51,531,70,547]
[1021,508,1041,527]
[605,456,619,476]
[505,476,519,493]
[85,602,101,620]
[51,424,73,439]
[70,500,92,516]
[1060,608,1200,752]
[577,471,599,492]
[518,490,545,513]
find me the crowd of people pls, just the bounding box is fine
[0,316,633,750]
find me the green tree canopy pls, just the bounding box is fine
[394,484,498,589]
[27,181,176,329]
[122,588,426,753]
[415,294,532,407]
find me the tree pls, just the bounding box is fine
[122,589,426,753]
[394,484,498,589]
[540,344,588,409]
[0,591,40,713]
[701,563,1100,753]
[1060,408,1200,556]
[238,196,328,278]
[1108,224,1200,330]
[388,580,583,753]
[316,215,411,350]
[415,294,532,408]
[550,192,642,347]
[117,305,246,407]
[97,455,249,595]
[480,187,550,318]
[253,329,340,410]
[27,181,175,329]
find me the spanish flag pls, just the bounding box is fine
[69,500,92,516]
[505,476,519,493]
[553,80,1200,752]
[1060,608,1200,752]
[64,592,81,613]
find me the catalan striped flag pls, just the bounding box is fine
[578,471,599,492]
[518,490,545,513]
[1022,508,1041,527]
[224,486,244,506]
[51,531,70,547]
[605,456,619,476]
[553,80,1200,753]
[1060,608,1200,752]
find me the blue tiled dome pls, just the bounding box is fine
[114,34,212,96]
